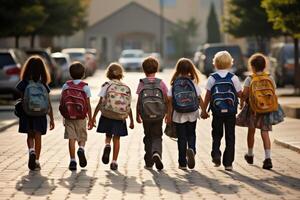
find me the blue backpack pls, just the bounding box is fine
[210,73,238,116]
[172,77,199,113]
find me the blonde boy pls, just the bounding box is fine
[201,51,242,171]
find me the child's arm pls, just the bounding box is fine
[199,96,209,119]
[48,98,55,130]
[87,97,93,130]
[129,108,134,129]
[240,87,249,109]
[136,98,142,123]
[166,96,173,124]
[90,97,103,127]
[201,91,211,119]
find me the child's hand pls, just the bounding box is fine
[201,111,209,119]
[165,114,172,124]
[239,101,244,110]
[49,119,55,130]
[88,118,95,130]
[136,115,142,124]
[129,121,134,129]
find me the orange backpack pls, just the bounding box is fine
[249,73,278,113]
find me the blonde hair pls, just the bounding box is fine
[170,58,200,85]
[106,62,124,80]
[213,51,233,69]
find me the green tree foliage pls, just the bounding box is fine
[0,0,90,47]
[223,0,279,53]
[170,18,199,57]
[206,3,221,43]
[262,0,300,91]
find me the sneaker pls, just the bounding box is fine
[28,151,36,170]
[225,166,233,171]
[178,165,187,170]
[35,162,41,171]
[102,145,111,164]
[186,149,195,169]
[152,153,164,170]
[244,154,254,164]
[110,162,118,171]
[263,158,273,170]
[212,157,221,167]
[69,160,77,171]
[77,148,87,168]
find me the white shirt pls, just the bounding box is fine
[62,80,92,97]
[205,70,242,92]
[168,81,201,123]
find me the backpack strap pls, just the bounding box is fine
[141,78,161,87]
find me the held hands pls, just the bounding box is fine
[129,120,134,129]
[88,118,95,130]
[200,111,209,119]
[136,114,142,124]
[165,114,172,124]
[49,119,55,130]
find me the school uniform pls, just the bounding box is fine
[206,69,242,167]
[16,80,50,135]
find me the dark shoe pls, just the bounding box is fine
[69,161,77,171]
[110,162,118,171]
[28,151,36,171]
[178,165,187,170]
[244,154,254,164]
[102,145,111,164]
[263,158,273,170]
[225,166,233,171]
[212,157,221,167]
[186,149,195,169]
[152,153,164,170]
[77,148,87,168]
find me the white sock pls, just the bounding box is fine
[112,160,117,164]
[247,148,254,156]
[35,160,40,164]
[29,148,35,153]
[70,158,76,162]
[265,149,271,159]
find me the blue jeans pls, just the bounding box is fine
[174,121,197,166]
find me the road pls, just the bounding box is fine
[0,69,299,200]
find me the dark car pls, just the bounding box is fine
[0,49,27,99]
[269,43,299,87]
[197,43,246,79]
[25,49,61,86]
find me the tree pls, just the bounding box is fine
[223,0,279,53]
[207,3,221,43]
[262,0,300,92]
[0,0,46,47]
[170,18,199,57]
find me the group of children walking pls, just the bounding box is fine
[15,50,282,172]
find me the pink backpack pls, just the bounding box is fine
[59,81,88,119]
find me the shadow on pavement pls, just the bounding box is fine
[15,171,55,196]
[222,170,283,195]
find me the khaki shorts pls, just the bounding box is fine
[64,119,87,142]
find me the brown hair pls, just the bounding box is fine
[106,62,124,80]
[142,56,159,74]
[248,53,266,73]
[170,58,200,85]
[69,62,85,79]
[20,55,51,84]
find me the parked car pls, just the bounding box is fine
[197,43,246,79]
[193,45,203,66]
[269,43,299,87]
[118,49,145,71]
[25,49,61,86]
[62,48,97,76]
[51,52,72,83]
[144,52,164,71]
[0,49,27,99]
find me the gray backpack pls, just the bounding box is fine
[23,80,49,116]
[138,78,166,121]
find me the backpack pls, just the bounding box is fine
[59,81,88,119]
[138,78,166,121]
[210,72,238,116]
[101,80,131,120]
[249,73,278,113]
[23,80,49,116]
[172,77,199,113]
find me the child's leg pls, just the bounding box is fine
[27,132,36,170]
[211,116,224,160]
[175,122,188,167]
[186,121,197,153]
[69,139,76,160]
[151,120,163,157]
[112,136,120,161]
[105,135,112,145]
[27,132,35,150]
[78,141,86,149]
[34,132,42,160]
[247,128,256,155]
[142,122,154,166]
[261,130,271,158]
[102,134,112,164]
[223,116,236,167]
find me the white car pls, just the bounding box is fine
[51,52,72,83]
[118,49,145,71]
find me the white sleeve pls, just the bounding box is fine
[205,76,215,91]
[244,76,252,88]
[83,85,92,98]
[61,83,68,91]
[232,75,242,92]
[167,86,172,97]
[98,84,109,97]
